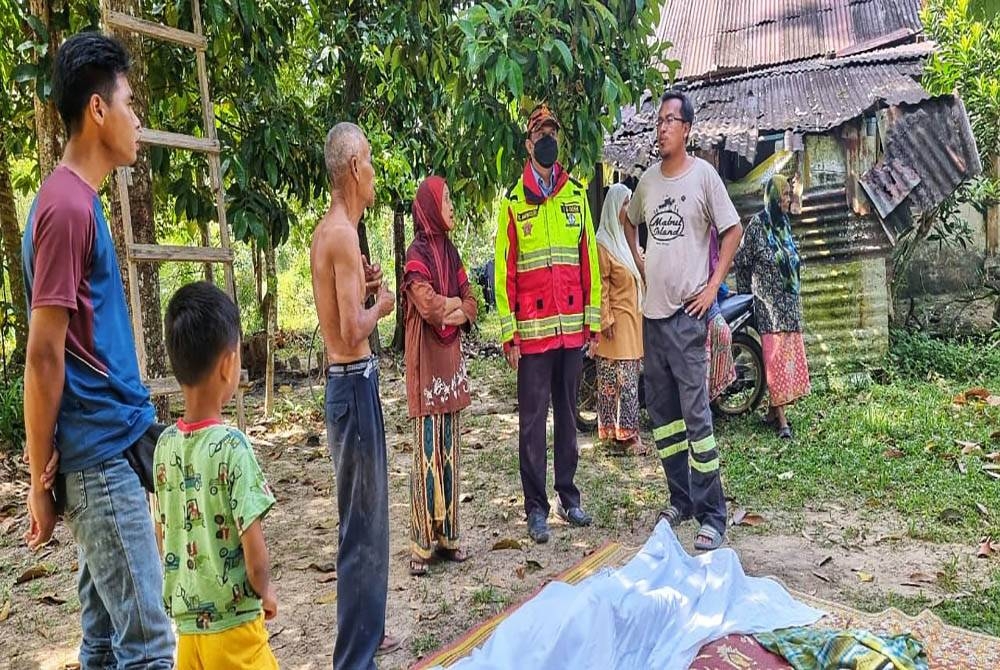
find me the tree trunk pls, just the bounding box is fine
[263,243,278,417]
[391,205,406,351]
[0,149,28,368]
[106,0,169,419]
[28,0,63,180]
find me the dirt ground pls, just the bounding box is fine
[0,354,993,670]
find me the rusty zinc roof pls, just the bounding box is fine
[604,43,933,169]
[655,0,925,80]
[861,96,983,240]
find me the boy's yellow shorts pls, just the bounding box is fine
[176,615,278,669]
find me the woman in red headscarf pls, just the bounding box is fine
[403,176,478,576]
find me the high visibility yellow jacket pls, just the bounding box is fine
[494,162,601,355]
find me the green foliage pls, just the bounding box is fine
[922,0,1000,207]
[888,329,1000,385]
[450,0,674,209]
[0,377,25,453]
[143,0,325,253]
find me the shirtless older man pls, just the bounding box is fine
[310,122,395,670]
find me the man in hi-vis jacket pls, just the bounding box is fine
[494,104,601,544]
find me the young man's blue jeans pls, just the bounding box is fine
[61,453,174,669]
[325,357,390,670]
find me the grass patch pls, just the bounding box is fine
[471,584,511,616]
[720,379,1000,543]
[411,633,441,657]
[862,571,1000,636]
[889,329,1000,386]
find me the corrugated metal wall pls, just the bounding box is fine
[730,131,892,383]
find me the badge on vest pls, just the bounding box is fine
[561,203,582,227]
[517,208,539,222]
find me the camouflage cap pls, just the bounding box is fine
[526,104,561,135]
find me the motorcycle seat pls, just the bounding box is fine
[719,293,754,322]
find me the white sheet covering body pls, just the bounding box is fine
[443,522,823,670]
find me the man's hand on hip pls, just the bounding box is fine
[684,283,717,320]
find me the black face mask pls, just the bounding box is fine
[533,135,558,168]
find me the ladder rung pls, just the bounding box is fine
[140,128,219,153]
[130,244,233,263]
[105,10,207,50]
[146,370,249,396]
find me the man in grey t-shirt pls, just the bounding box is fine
[625,90,743,551]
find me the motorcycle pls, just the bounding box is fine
[575,292,766,432]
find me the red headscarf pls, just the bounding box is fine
[403,176,466,344]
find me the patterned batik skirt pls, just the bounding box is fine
[705,313,737,401]
[596,357,641,442]
[410,412,461,559]
[761,331,812,407]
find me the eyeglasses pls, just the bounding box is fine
[655,115,687,129]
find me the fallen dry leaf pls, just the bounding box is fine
[460,493,474,503]
[959,441,983,455]
[964,388,991,402]
[515,566,526,579]
[976,503,990,518]
[985,452,1000,463]
[883,447,905,459]
[958,461,969,475]
[856,571,875,583]
[988,396,1000,407]
[0,599,9,622]
[38,594,66,606]
[982,463,1000,472]
[978,537,996,559]
[986,470,1000,481]
[491,538,522,551]
[777,471,794,481]
[737,513,766,527]
[908,572,936,584]
[316,573,337,584]
[16,564,54,585]
[0,517,17,536]
[308,562,336,574]
[315,590,338,605]
[953,393,967,406]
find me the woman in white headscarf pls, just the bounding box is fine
[594,183,647,456]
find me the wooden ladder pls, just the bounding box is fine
[100,0,246,429]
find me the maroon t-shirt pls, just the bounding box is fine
[22,166,154,472]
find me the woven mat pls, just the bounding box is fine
[412,543,1000,669]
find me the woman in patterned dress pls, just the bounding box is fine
[734,175,811,439]
[594,183,647,455]
[402,176,478,575]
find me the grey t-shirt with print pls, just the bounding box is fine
[627,157,740,319]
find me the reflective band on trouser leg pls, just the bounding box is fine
[652,419,686,443]
[658,440,688,460]
[689,445,720,473]
[691,434,716,454]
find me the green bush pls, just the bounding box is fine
[889,329,1000,386]
[0,377,25,454]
